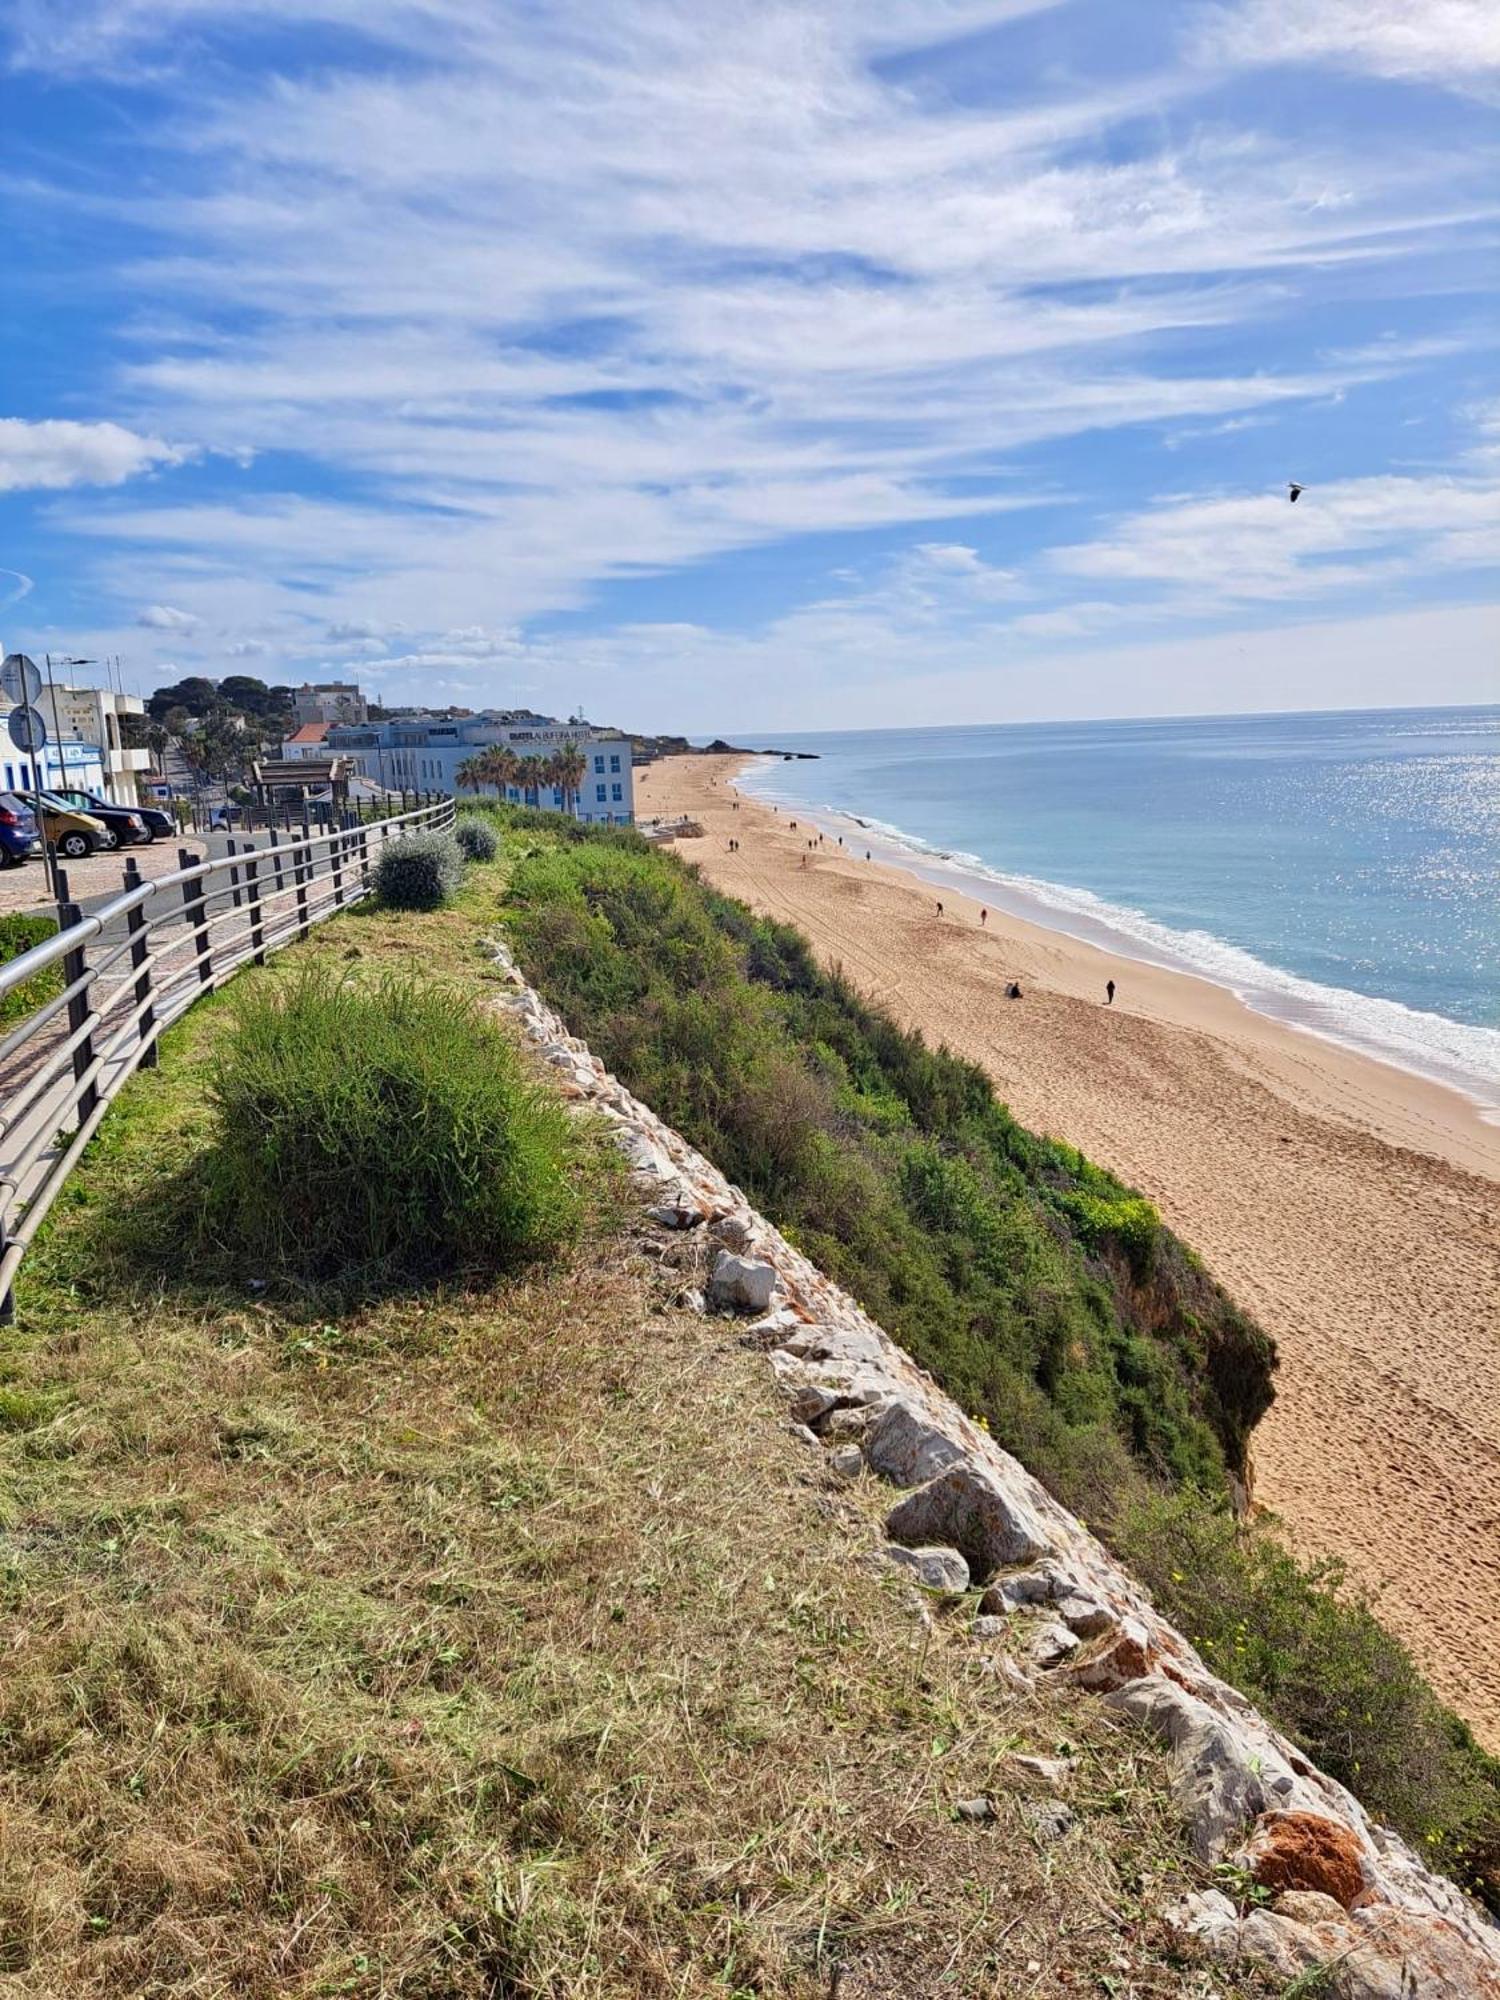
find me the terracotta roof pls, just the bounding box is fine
[285,722,331,744]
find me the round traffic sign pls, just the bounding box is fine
[0,654,42,707]
[6,705,48,754]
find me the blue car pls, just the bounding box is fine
[0,793,42,869]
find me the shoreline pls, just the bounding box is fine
[636,752,1500,1745]
[736,754,1500,1128]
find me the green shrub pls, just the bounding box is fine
[503,834,1274,1508]
[1116,1488,1500,1913]
[0,913,62,1027]
[374,830,464,910]
[195,969,583,1291]
[454,814,499,863]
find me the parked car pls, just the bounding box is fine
[49,787,168,843]
[39,790,146,854]
[30,797,108,861]
[0,794,42,869]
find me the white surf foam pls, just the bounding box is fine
[738,757,1500,1116]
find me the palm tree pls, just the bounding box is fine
[456,754,488,796]
[482,745,519,798]
[553,741,587,820]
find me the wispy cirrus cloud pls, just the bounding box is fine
[1197,0,1500,99]
[3,0,1498,723]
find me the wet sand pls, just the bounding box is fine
[638,753,1500,1747]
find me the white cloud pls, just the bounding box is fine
[136,602,199,628]
[1200,0,1500,98]
[1050,469,1500,604]
[0,417,186,494]
[7,1,1497,723]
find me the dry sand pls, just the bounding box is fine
[638,753,1500,1747]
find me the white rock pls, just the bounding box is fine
[829,1443,864,1479]
[1008,1754,1076,1787]
[1025,1617,1081,1670]
[707,1251,778,1314]
[862,1398,968,1487]
[881,1543,970,1594]
[885,1465,1047,1582]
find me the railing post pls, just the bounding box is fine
[57,873,100,1122]
[226,836,243,909]
[122,856,158,1071]
[331,821,346,907]
[359,820,371,889]
[294,823,311,940]
[269,825,284,894]
[246,852,266,965]
[181,848,211,985]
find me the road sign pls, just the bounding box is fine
[0,654,42,707]
[6,705,48,754]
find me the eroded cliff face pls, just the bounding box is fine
[492,937,1500,1999]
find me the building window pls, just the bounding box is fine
[594,755,605,774]
[611,782,622,801]
[595,783,607,801]
[609,753,621,773]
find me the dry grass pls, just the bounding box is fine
[0,868,1278,1996]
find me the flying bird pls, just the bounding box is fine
[1288,481,1304,503]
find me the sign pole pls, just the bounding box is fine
[1,656,54,898]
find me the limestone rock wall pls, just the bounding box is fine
[492,939,1500,1999]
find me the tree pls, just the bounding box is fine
[455,755,488,796]
[147,676,219,722]
[554,740,587,820]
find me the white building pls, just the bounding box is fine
[328,713,636,824]
[0,681,151,805]
[292,681,367,726]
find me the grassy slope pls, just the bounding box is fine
[0,868,1266,1998]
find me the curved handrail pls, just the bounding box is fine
[0,797,450,999]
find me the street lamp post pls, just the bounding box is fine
[43,656,98,796]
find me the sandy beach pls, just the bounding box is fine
[638,753,1500,1747]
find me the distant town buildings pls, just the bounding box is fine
[0,675,151,806]
[280,721,333,761]
[292,681,368,726]
[328,711,636,824]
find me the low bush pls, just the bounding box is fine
[454,813,499,863]
[373,829,463,909]
[1117,1488,1500,1913]
[0,912,61,1027]
[194,969,584,1291]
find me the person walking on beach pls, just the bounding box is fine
[980,908,987,926]
[1106,978,1115,1006]
[936,900,944,916]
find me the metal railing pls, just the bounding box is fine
[0,794,455,1318]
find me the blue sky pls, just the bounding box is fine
[0,0,1496,732]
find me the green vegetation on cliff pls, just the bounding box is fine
[496,809,1500,1914]
[503,824,1274,1518]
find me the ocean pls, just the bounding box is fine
[734,706,1500,1113]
